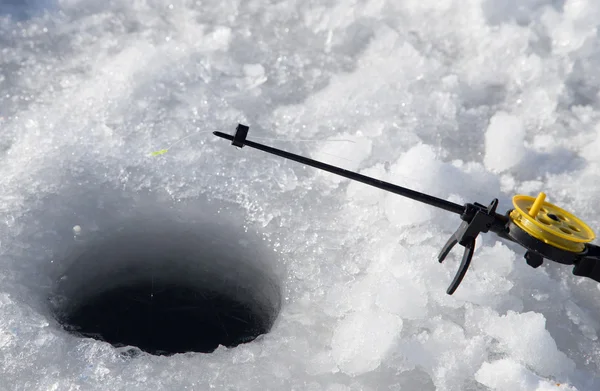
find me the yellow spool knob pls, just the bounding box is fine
[528,192,546,218]
[509,192,596,252]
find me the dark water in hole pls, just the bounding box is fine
[64,281,267,355]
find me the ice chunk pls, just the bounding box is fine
[564,300,599,341]
[475,359,577,391]
[582,124,600,163]
[331,309,402,375]
[326,385,350,391]
[483,112,526,173]
[399,317,488,391]
[543,0,600,54]
[449,242,519,309]
[312,132,373,183]
[382,144,443,227]
[203,26,233,51]
[346,164,387,205]
[474,242,515,277]
[375,272,428,320]
[474,309,575,377]
[382,143,501,229]
[243,64,268,90]
[384,193,434,228]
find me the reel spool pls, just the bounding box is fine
[509,192,595,253]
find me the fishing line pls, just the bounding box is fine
[251,136,356,143]
[150,131,215,156]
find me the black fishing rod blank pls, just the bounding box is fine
[214,125,464,215]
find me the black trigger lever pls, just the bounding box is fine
[438,199,500,295]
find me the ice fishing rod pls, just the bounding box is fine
[214,124,600,294]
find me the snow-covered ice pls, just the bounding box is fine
[2,0,600,390]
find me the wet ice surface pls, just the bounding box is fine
[2,0,600,390]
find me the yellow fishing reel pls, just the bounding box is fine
[215,124,600,295]
[504,192,599,277]
[509,192,595,253]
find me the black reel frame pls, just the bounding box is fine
[214,124,600,294]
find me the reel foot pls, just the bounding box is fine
[524,251,543,268]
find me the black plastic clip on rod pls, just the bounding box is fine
[213,124,465,216]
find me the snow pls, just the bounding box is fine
[2,0,600,390]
